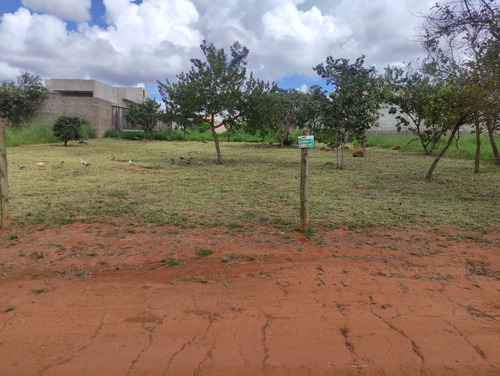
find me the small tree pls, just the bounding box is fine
[314,56,384,168]
[53,116,88,146]
[159,40,250,163]
[384,64,446,154]
[125,99,163,141]
[0,72,48,126]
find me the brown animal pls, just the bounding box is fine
[353,151,364,157]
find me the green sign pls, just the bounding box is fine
[298,135,314,148]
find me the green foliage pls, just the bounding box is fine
[0,71,48,126]
[161,259,183,267]
[384,64,446,154]
[196,248,214,257]
[104,128,173,141]
[53,116,89,146]
[246,85,312,147]
[124,98,164,140]
[313,56,384,168]
[158,40,252,163]
[5,120,58,146]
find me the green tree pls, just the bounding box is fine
[384,64,446,154]
[0,72,48,126]
[314,56,384,168]
[125,98,163,141]
[246,87,312,147]
[158,40,250,163]
[309,85,345,168]
[423,0,500,166]
[53,116,88,146]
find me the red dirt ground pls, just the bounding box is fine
[1,221,499,376]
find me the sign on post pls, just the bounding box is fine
[298,135,314,149]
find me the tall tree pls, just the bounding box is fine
[314,56,384,168]
[158,41,250,163]
[0,72,48,126]
[423,0,500,165]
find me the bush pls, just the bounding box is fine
[53,116,89,146]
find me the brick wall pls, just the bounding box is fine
[37,93,113,138]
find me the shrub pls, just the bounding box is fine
[53,116,89,146]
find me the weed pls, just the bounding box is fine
[259,216,269,224]
[31,251,45,260]
[33,288,49,295]
[107,190,128,198]
[125,228,136,234]
[301,227,314,238]
[9,234,18,240]
[196,248,214,257]
[76,269,89,277]
[239,212,256,221]
[87,251,98,256]
[246,255,257,261]
[204,219,224,227]
[274,217,294,226]
[222,254,238,263]
[4,307,14,313]
[227,221,243,229]
[161,259,183,267]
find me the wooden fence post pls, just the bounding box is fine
[0,121,10,230]
[300,128,309,233]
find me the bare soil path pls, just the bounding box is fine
[1,222,499,375]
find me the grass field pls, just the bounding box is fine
[5,138,500,232]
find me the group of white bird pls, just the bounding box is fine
[17,156,183,170]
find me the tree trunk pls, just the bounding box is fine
[340,131,347,170]
[227,130,232,143]
[362,140,366,157]
[183,126,187,142]
[210,116,223,164]
[455,129,460,159]
[474,119,481,174]
[487,121,500,165]
[425,123,461,181]
[150,130,154,141]
[0,121,10,230]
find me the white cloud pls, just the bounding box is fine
[21,0,91,22]
[0,0,432,89]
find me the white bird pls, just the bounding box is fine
[37,162,45,167]
[18,164,25,169]
[81,159,90,167]
[128,159,133,164]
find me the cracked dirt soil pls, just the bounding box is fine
[1,222,499,375]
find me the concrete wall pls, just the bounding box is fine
[37,93,113,138]
[368,106,410,134]
[40,79,149,137]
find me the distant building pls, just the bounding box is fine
[37,79,148,137]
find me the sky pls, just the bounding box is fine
[0,0,436,99]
